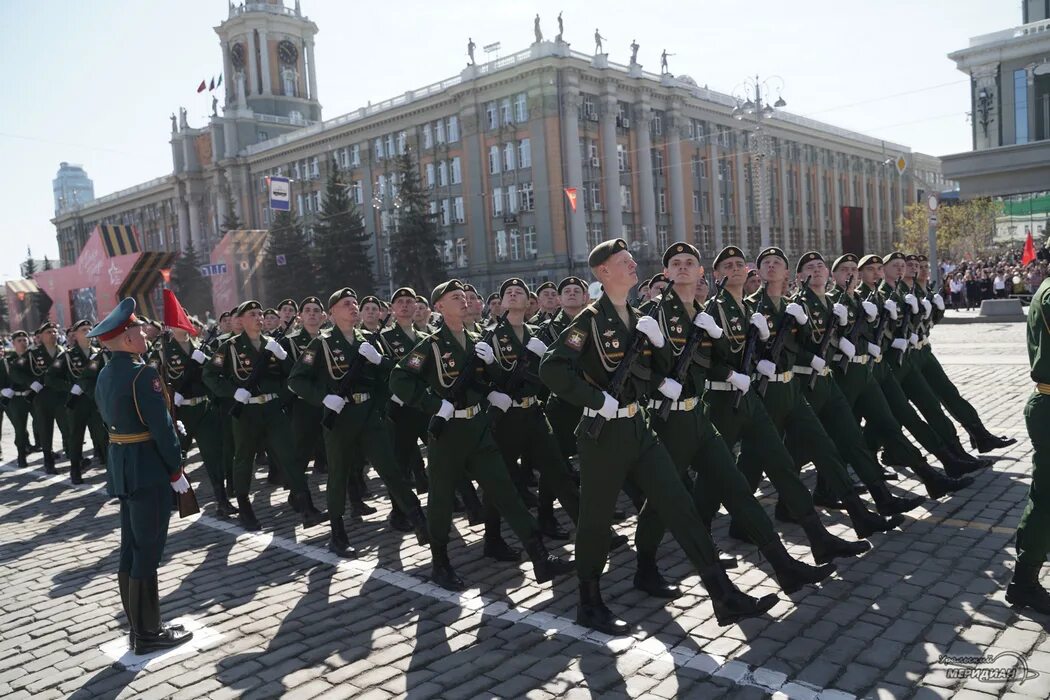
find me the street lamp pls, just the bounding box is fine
[732,75,786,249]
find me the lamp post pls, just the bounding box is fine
[732,75,786,249]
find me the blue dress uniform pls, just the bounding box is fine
[90,298,192,655]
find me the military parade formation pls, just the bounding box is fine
[4,237,1047,658]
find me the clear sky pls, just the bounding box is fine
[0,0,1012,282]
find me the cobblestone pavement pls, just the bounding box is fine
[1,321,1048,699]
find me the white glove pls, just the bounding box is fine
[70,384,84,396]
[862,301,878,321]
[323,394,346,413]
[904,294,919,314]
[234,388,252,404]
[838,338,856,358]
[391,394,404,406]
[30,381,43,393]
[832,303,849,326]
[909,333,920,347]
[526,337,548,357]
[933,294,945,311]
[474,340,495,365]
[658,378,683,401]
[176,420,186,436]
[883,300,899,320]
[727,371,751,395]
[487,390,513,412]
[868,342,882,358]
[636,315,665,348]
[191,349,207,364]
[358,342,382,365]
[693,311,723,338]
[810,355,827,372]
[921,299,932,318]
[265,338,288,360]
[437,399,455,419]
[750,313,770,341]
[891,338,907,351]
[756,359,776,379]
[785,302,808,325]
[171,473,190,494]
[0,388,13,399]
[597,391,619,419]
[172,391,184,406]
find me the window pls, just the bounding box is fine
[385,135,395,158]
[450,157,462,184]
[425,163,435,187]
[652,111,663,136]
[374,138,384,160]
[1016,69,1029,145]
[515,93,528,123]
[504,143,516,171]
[453,196,465,223]
[621,184,632,211]
[523,225,537,257]
[258,131,269,142]
[313,191,321,210]
[518,138,531,168]
[282,69,297,97]
[658,189,667,214]
[509,227,521,260]
[492,187,503,216]
[657,225,669,252]
[438,161,448,187]
[623,224,633,243]
[456,237,468,267]
[397,132,407,155]
[652,149,663,176]
[519,182,535,211]
[297,194,304,212]
[447,116,459,142]
[582,97,596,120]
[423,124,433,149]
[587,222,604,250]
[310,157,319,179]
[692,192,700,213]
[350,144,360,166]
[487,145,500,174]
[507,186,518,214]
[501,98,513,126]
[441,200,451,226]
[486,102,498,130]
[351,181,363,205]
[495,230,508,259]
[617,144,627,172]
[436,119,446,144]
[588,182,602,209]
[377,174,387,197]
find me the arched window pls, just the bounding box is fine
[282,69,298,97]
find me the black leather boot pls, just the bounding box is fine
[130,575,193,655]
[214,482,238,518]
[17,447,28,469]
[909,460,973,498]
[524,533,573,583]
[43,451,57,475]
[577,578,629,635]
[237,495,261,532]
[966,423,1017,453]
[868,481,925,517]
[1006,561,1050,615]
[483,513,521,562]
[298,492,327,528]
[408,505,430,546]
[118,571,133,647]
[346,479,376,519]
[947,439,996,468]
[799,512,870,565]
[699,564,779,626]
[632,552,682,599]
[458,482,484,525]
[537,504,570,540]
[328,517,356,558]
[843,492,903,538]
[760,540,836,594]
[69,458,83,485]
[934,447,987,479]
[430,545,465,591]
[388,503,413,532]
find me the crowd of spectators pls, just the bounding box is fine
[938,241,1050,310]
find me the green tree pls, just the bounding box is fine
[22,248,36,279]
[391,149,447,296]
[314,160,375,298]
[263,210,313,304]
[0,292,8,332]
[220,171,244,233]
[896,198,1002,260]
[42,256,53,271]
[170,241,213,317]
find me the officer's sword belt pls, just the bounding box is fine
[108,431,152,445]
[1036,383,1050,396]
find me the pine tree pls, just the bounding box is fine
[220,174,244,233]
[263,210,313,303]
[314,160,375,298]
[170,241,212,317]
[42,256,53,271]
[391,149,447,296]
[0,292,8,332]
[22,248,36,279]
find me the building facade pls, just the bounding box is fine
[53,0,945,300]
[52,162,94,216]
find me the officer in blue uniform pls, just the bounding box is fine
[90,299,193,655]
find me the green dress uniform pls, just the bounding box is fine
[1,344,34,466]
[90,299,193,655]
[539,309,584,465]
[281,326,329,477]
[288,324,428,555]
[10,331,69,473]
[378,322,431,494]
[45,339,108,484]
[208,331,238,492]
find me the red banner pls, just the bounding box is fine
[564,187,578,212]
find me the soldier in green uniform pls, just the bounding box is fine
[203,300,325,531]
[529,281,559,324]
[209,310,238,497]
[90,298,193,655]
[1,331,34,467]
[289,288,428,556]
[539,277,589,467]
[390,279,572,591]
[12,322,69,474]
[486,292,502,320]
[277,298,299,329]
[281,297,329,479]
[413,295,433,332]
[635,243,835,599]
[45,320,108,484]
[541,239,779,634]
[1006,275,1050,614]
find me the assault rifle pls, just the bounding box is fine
[228,318,295,418]
[576,281,675,440]
[756,275,811,398]
[808,289,837,391]
[894,275,912,366]
[735,280,769,410]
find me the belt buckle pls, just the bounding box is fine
[684,396,698,411]
[626,403,637,418]
[465,405,478,419]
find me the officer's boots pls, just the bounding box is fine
[387,502,413,532]
[69,458,83,485]
[934,446,986,478]
[577,577,629,635]
[524,533,573,583]
[328,517,356,558]
[296,492,327,528]
[1006,561,1050,615]
[407,505,430,546]
[966,422,1017,453]
[868,481,925,517]
[699,564,780,626]
[42,450,57,475]
[129,574,193,655]
[430,545,465,591]
[537,499,569,540]
[236,495,261,531]
[843,492,904,538]
[910,460,974,498]
[17,447,28,468]
[632,552,682,599]
[760,539,837,594]
[799,511,871,565]
[213,481,238,519]
[457,481,485,525]
[483,512,521,562]
[346,479,377,519]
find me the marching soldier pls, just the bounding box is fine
[485,293,502,320]
[463,284,485,332]
[11,322,69,474]
[413,295,434,333]
[1,331,34,467]
[277,298,299,329]
[529,281,559,324]
[359,296,384,334]
[90,298,193,655]
[262,308,281,334]
[539,276,589,469]
[280,296,329,478]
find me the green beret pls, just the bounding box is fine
[649,273,669,287]
[300,296,323,310]
[500,278,529,298]
[415,295,428,304]
[430,279,465,306]
[528,291,538,300]
[486,293,500,304]
[463,283,479,296]
[662,242,701,267]
[796,251,826,274]
[588,238,628,267]
[11,330,28,340]
[218,311,231,321]
[857,254,883,269]
[916,254,928,262]
[359,295,381,309]
[756,246,788,268]
[327,288,358,309]
[391,287,416,304]
[263,308,278,318]
[536,281,557,294]
[831,253,859,271]
[277,298,298,312]
[713,246,745,268]
[236,300,262,316]
[746,269,758,279]
[69,319,92,332]
[883,251,906,264]
[558,276,587,293]
[905,253,920,262]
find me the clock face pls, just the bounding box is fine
[230,42,245,69]
[278,40,298,66]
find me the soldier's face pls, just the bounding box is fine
[41,329,58,346]
[435,290,467,323]
[665,253,701,286]
[126,327,148,355]
[833,262,859,290]
[243,310,264,334]
[279,306,297,324]
[906,260,919,280]
[597,251,637,289]
[465,292,483,318]
[860,263,882,287]
[171,328,190,342]
[487,299,501,317]
[918,263,929,282]
[413,303,429,323]
[650,281,667,297]
[219,317,231,333]
[330,297,359,327]
[560,285,584,309]
[695,277,709,304]
[263,315,279,332]
[501,286,527,311]
[759,257,788,286]
[392,297,415,322]
[361,303,380,325]
[800,260,829,289]
[13,337,28,353]
[884,259,906,281]
[538,288,559,311]
[715,257,747,287]
[301,303,324,328]
[637,285,649,301]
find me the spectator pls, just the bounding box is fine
[993,272,1007,298]
[949,274,964,310]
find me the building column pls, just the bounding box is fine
[778,158,790,252]
[459,103,490,277]
[529,83,555,263]
[831,154,843,251]
[873,165,883,252]
[561,78,587,263]
[734,147,748,245]
[800,160,811,251]
[667,108,687,243]
[306,40,318,103]
[708,141,723,251]
[972,64,1000,149]
[600,93,622,238]
[815,151,826,251]
[188,193,203,250]
[177,194,191,251]
[247,30,259,96]
[258,29,272,96]
[860,163,870,253]
[634,104,658,252]
[883,169,894,247]
[222,42,235,108]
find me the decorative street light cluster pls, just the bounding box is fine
[731,75,786,248]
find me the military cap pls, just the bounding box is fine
[746,269,759,279]
[380,301,391,309]
[263,308,279,318]
[300,295,324,310]
[486,292,500,304]
[905,253,920,262]
[712,245,745,268]
[218,311,231,321]
[11,330,29,340]
[359,295,382,309]
[415,294,429,305]
[558,276,587,293]
[649,273,669,287]
[916,254,928,262]
[536,281,557,295]
[637,280,651,291]
[328,287,358,309]
[662,242,701,267]
[831,253,859,271]
[69,319,92,333]
[235,300,262,317]
[34,321,58,335]
[857,254,883,269]
[883,251,906,264]
[430,279,465,305]
[796,251,826,274]
[462,283,479,296]
[756,246,788,268]
[277,298,299,312]
[588,238,629,267]
[87,298,144,341]
[391,287,416,304]
[528,291,538,300]
[500,278,530,297]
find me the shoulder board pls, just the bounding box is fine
[576,304,599,320]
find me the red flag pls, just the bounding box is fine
[564,187,578,212]
[163,289,198,336]
[1022,231,1037,266]
[196,80,207,93]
